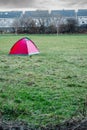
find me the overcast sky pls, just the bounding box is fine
[0,0,87,11]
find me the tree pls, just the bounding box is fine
[47,12,64,35]
[66,18,78,33]
[12,19,20,34]
[45,24,56,34]
[58,18,78,34]
[12,16,36,34]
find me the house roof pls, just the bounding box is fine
[24,10,49,18]
[77,9,87,16]
[0,11,22,18]
[51,10,76,17]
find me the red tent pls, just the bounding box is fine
[9,37,39,55]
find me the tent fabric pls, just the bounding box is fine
[9,37,39,55]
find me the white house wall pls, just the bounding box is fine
[0,18,15,27]
[78,16,87,25]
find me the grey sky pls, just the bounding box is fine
[0,0,87,10]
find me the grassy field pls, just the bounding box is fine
[0,34,87,127]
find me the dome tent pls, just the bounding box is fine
[9,37,39,55]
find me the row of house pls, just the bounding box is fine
[0,9,87,33]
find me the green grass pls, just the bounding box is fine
[0,34,87,127]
